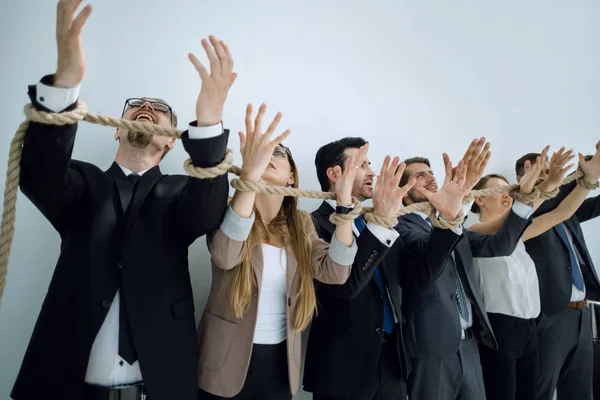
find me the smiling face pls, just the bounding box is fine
[475,177,513,216]
[114,98,175,154]
[403,162,438,205]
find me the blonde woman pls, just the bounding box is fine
[197,104,363,399]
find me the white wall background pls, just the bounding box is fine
[1,0,599,398]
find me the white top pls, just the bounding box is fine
[37,82,225,387]
[475,241,541,319]
[253,244,288,344]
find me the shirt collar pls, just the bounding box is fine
[119,165,150,177]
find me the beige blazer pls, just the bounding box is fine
[196,207,356,397]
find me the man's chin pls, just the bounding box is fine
[127,131,153,149]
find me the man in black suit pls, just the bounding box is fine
[515,149,600,400]
[11,2,236,399]
[395,147,535,400]
[303,138,477,400]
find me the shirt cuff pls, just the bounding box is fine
[36,82,80,112]
[329,234,358,266]
[512,201,534,220]
[219,205,255,241]
[188,122,224,139]
[437,215,463,235]
[366,222,399,248]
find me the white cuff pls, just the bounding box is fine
[219,205,255,241]
[36,82,80,112]
[437,215,463,235]
[366,222,399,248]
[188,123,223,139]
[512,201,534,220]
[328,234,358,266]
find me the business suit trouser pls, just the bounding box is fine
[478,313,538,400]
[407,336,486,400]
[313,331,406,400]
[536,306,593,400]
[198,341,291,400]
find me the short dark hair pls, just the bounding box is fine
[515,153,540,177]
[315,137,368,191]
[399,157,431,188]
[470,174,510,214]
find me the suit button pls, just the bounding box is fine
[102,299,112,309]
[288,298,291,307]
[376,327,383,335]
[118,262,123,270]
[567,266,572,271]
[451,294,457,301]
[450,272,457,278]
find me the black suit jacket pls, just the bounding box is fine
[302,202,461,397]
[11,80,229,400]
[395,209,531,358]
[525,182,600,315]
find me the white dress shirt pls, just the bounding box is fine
[37,82,225,387]
[415,200,533,330]
[253,244,288,344]
[475,241,541,319]
[325,200,399,247]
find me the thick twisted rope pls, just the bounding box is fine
[0,103,596,305]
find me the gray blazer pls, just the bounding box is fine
[196,206,357,397]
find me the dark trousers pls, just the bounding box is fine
[536,306,593,400]
[198,341,290,400]
[478,313,538,400]
[82,384,147,400]
[313,332,406,400]
[407,336,486,400]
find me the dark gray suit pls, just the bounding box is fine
[395,209,531,400]
[524,183,600,400]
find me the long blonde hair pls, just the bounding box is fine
[227,151,319,331]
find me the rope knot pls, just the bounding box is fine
[329,198,363,225]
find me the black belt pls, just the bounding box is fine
[83,382,147,400]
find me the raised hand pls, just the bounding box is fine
[188,35,238,126]
[456,137,492,192]
[54,0,92,88]
[540,146,575,190]
[372,156,416,219]
[416,154,469,221]
[238,104,291,182]
[519,147,549,195]
[333,144,369,206]
[579,141,600,185]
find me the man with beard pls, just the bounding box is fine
[515,148,600,400]
[303,138,477,400]
[394,143,537,400]
[11,1,235,399]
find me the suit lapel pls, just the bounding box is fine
[403,213,432,233]
[124,165,163,235]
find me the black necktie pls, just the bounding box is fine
[118,173,140,364]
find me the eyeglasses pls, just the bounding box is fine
[121,98,174,126]
[273,144,291,158]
